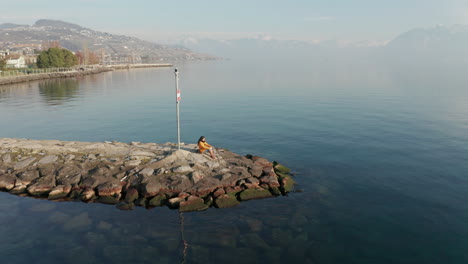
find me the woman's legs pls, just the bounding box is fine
[209,147,216,159]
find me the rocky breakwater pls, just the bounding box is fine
[0,138,296,212]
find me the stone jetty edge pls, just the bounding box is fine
[0,138,296,212]
[0,64,172,86]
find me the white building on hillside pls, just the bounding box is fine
[6,56,26,68]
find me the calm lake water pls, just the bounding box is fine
[0,59,468,264]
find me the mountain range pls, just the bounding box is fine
[171,25,468,65]
[1,20,467,65]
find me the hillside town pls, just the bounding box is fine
[0,40,140,69]
[0,19,216,70]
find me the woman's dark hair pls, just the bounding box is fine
[198,136,205,143]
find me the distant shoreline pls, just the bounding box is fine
[0,63,173,86]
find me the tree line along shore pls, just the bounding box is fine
[1,46,173,85]
[0,64,173,86]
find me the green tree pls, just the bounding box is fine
[0,57,5,70]
[36,48,78,68]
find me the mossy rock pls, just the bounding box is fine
[204,196,213,206]
[276,172,290,180]
[179,197,209,212]
[148,194,166,207]
[239,189,272,201]
[9,185,27,194]
[69,189,82,199]
[97,196,120,205]
[270,187,282,196]
[135,197,147,207]
[274,164,291,174]
[279,174,296,193]
[214,194,240,208]
[116,202,135,210]
[124,188,139,203]
[48,192,69,200]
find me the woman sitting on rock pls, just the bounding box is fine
[198,136,216,160]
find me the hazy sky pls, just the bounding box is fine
[1,0,467,42]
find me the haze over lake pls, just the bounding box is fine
[0,54,468,263]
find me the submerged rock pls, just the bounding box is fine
[239,188,273,201]
[148,194,166,207]
[124,188,139,203]
[273,163,291,174]
[214,194,240,208]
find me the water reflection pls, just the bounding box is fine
[39,79,80,105]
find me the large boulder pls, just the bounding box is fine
[48,185,72,200]
[97,182,122,197]
[239,189,272,201]
[214,194,240,208]
[124,188,139,203]
[0,174,16,190]
[38,155,58,165]
[139,168,154,177]
[276,172,295,193]
[274,163,291,174]
[2,154,12,163]
[27,175,56,196]
[14,157,36,170]
[179,196,209,212]
[16,170,40,185]
[141,177,163,197]
[80,187,96,201]
[148,194,167,206]
[167,197,185,208]
[259,175,280,188]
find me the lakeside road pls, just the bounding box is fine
[0,63,173,86]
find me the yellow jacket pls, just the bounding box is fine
[198,141,213,153]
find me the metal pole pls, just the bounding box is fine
[175,68,181,150]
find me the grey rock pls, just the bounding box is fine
[124,160,141,167]
[14,157,36,170]
[190,171,204,184]
[16,170,40,185]
[205,161,219,169]
[57,173,81,186]
[27,174,56,196]
[2,154,11,163]
[154,168,165,175]
[139,168,154,177]
[142,178,163,197]
[167,197,185,208]
[173,165,193,173]
[97,182,122,197]
[10,185,27,194]
[48,185,72,199]
[38,155,58,165]
[246,177,260,185]
[0,174,16,190]
[190,153,208,163]
[64,154,75,162]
